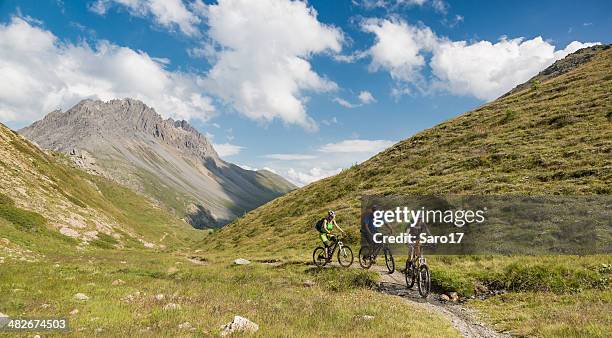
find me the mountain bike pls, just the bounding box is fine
[404,240,431,298]
[358,241,395,273]
[313,235,354,268]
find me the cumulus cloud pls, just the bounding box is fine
[263,154,317,160]
[89,0,202,36]
[361,18,599,100]
[213,143,244,157]
[362,18,437,83]
[358,90,376,104]
[0,17,214,126]
[430,38,599,100]
[319,139,395,153]
[203,0,343,131]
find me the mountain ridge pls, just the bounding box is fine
[20,98,295,228]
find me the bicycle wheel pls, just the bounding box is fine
[337,245,354,267]
[405,260,416,289]
[417,264,431,298]
[313,247,327,267]
[384,248,395,274]
[358,246,373,269]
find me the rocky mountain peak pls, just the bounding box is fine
[23,98,219,160]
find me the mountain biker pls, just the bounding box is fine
[362,205,393,249]
[316,210,345,258]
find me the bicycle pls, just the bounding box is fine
[404,240,431,298]
[313,234,354,268]
[358,241,395,273]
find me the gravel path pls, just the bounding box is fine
[370,264,507,338]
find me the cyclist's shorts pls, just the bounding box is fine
[319,233,329,244]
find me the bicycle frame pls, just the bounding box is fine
[326,237,346,260]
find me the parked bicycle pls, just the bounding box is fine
[404,240,431,298]
[358,242,395,273]
[313,235,354,268]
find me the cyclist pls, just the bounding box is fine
[362,205,393,248]
[316,210,345,258]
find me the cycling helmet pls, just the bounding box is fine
[328,210,336,218]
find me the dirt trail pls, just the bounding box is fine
[369,264,507,338]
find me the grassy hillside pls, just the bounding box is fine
[0,123,202,250]
[214,45,611,255]
[0,119,459,336]
[209,46,612,337]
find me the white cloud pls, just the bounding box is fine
[430,37,600,100]
[361,18,600,101]
[362,18,437,83]
[334,91,376,108]
[333,97,359,108]
[202,0,343,131]
[89,0,202,36]
[358,90,376,104]
[264,153,317,160]
[319,139,395,153]
[213,143,244,157]
[261,138,395,186]
[286,167,342,186]
[0,17,214,126]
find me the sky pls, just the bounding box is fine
[0,0,610,186]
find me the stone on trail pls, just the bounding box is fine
[155,294,165,301]
[449,292,459,302]
[220,316,259,336]
[233,258,251,265]
[74,293,89,301]
[439,294,450,302]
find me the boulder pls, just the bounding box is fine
[74,293,89,301]
[233,258,251,265]
[439,294,450,302]
[449,292,459,302]
[220,316,259,336]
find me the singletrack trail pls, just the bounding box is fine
[367,264,507,338]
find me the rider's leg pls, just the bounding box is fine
[320,233,330,257]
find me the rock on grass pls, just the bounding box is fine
[221,316,259,336]
[233,258,251,265]
[74,293,89,301]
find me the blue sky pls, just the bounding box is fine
[0,0,610,185]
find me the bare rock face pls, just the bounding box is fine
[20,98,295,228]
